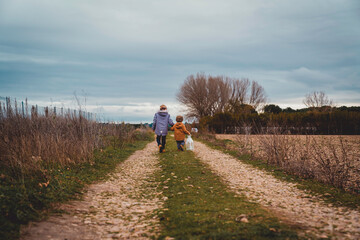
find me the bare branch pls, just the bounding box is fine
[249,81,267,110]
[303,91,334,109]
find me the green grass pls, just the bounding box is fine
[157,137,300,239]
[0,139,151,240]
[197,137,360,210]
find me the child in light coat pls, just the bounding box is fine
[152,104,174,153]
[171,115,190,151]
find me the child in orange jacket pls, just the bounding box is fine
[171,115,190,151]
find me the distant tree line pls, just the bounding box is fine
[177,74,360,135]
[201,105,360,135]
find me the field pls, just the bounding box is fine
[216,134,360,192]
[2,98,360,239]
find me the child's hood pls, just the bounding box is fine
[157,110,169,117]
[174,122,184,129]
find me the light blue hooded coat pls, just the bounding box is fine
[152,110,174,136]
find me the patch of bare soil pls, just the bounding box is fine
[20,142,162,240]
[194,141,360,239]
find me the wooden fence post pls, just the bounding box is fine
[25,99,28,117]
[22,101,25,117]
[6,97,10,113]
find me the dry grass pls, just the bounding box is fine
[0,99,150,179]
[216,134,360,192]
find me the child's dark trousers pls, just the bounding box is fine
[176,140,185,151]
[156,135,166,148]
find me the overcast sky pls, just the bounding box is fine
[0,0,359,122]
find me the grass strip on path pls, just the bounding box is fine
[197,137,360,210]
[157,137,299,239]
[0,139,151,240]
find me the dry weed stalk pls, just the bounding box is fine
[235,134,254,157]
[311,136,355,189]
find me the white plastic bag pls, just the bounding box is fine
[185,135,194,151]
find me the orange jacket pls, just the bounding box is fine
[171,122,190,141]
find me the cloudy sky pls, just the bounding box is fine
[0,0,359,122]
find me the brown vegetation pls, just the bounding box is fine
[0,99,150,179]
[216,134,360,193]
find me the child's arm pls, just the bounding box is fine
[182,125,190,135]
[152,114,157,131]
[170,126,174,131]
[168,115,174,126]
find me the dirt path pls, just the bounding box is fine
[194,141,360,239]
[21,142,162,240]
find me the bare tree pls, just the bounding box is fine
[303,91,334,109]
[227,78,266,112]
[177,73,208,119]
[207,76,231,116]
[177,73,267,119]
[177,74,232,119]
[249,81,267,110]
[205,76,220,116]
[230,78,250,105]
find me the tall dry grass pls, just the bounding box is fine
[0,99,147,180]
[218,133,360,193]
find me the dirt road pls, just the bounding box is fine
[21,142,162,240]
[20,140,360,239]
[194,140,360,239]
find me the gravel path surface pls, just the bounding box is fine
[21,142,162,240]
[194,141,360,239]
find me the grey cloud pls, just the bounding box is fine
[286,68,336,87]
[0,0,359,122]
